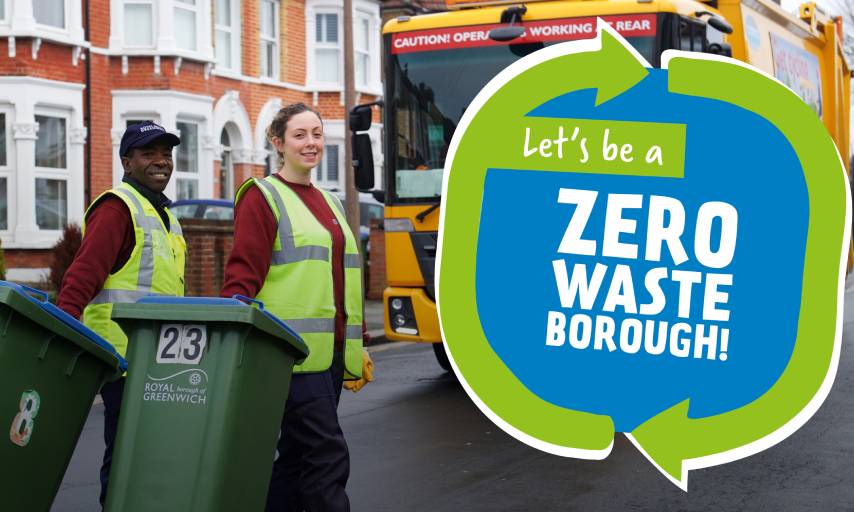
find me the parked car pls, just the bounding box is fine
[170,199,234,221]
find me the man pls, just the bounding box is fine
[57,121,185,507]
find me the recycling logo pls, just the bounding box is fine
[436,21,850,489]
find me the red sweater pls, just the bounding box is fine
[220,175,357,349]
[57,197,136,319]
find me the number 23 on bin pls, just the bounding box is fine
[157,324,207,365]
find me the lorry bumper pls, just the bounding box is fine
[383,287,442,343]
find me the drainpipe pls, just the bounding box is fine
[82,0,92,205]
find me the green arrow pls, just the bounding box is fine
[629,54,848,489]
[438,21,648,456]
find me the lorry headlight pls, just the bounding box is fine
[385,218,414,232]
[391,298,404,311]
[393,314,407,327]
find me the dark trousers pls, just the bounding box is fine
[99,377,125,508]
[266,353,350,512]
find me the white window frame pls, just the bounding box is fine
[214,0,241,73]
[0,0,8,24]
[305,0,381,94]
[174,0,200,52]
[33,0,68,31]
[33,108,71,233]
[354,12,371,88]
[259,0,280,80]
[311,9,341,87]
[174,118,202,199]
[122,0,156,49]
[313,140,342,190]
[0,107,13,234]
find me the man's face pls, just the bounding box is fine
[122,140,175,193]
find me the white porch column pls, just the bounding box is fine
[11,121,39,244]
[68,126,86,223]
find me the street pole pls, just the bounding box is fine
[343,0,361,248]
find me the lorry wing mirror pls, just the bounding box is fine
[350,107,373,132]
[352,133,375,191]
[708,16,733,34]
[350,101,383,133]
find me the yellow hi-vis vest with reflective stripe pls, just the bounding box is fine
[82,182,186,358]
[235,176,363,379]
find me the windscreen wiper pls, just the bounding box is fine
[416,198,441,223]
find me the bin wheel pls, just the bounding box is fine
[433,342,452,372]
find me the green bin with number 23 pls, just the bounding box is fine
[105,296,308,512]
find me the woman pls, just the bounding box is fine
[220,103,365,512]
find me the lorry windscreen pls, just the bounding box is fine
[386,15,660,204]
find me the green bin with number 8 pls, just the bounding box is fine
[106,296,308,512]
[0,281,126,511]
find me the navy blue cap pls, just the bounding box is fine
[120,121,181,157]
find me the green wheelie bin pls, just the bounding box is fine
[0,281,126,511]
[105,296,309,512]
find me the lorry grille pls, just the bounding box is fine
[410,231,438,301]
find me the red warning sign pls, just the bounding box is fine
[391,14,656,54]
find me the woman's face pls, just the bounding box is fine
[275,111,324,174]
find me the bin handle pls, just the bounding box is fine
[18,283,49,303]
[232,294,265,310]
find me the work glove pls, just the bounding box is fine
[343,349,374,393]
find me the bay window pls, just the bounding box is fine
[216,0,241,71]
[34,0,65,29]
[175,0,198,51]
[315,143,340,189]
[123,1,154,47]
[175,121,199,199]
[34,114,69,230]
[314,12,340,83]
[355,14,371,87]
[260,0,280,79]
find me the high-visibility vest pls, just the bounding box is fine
[236,176,363,378]
[82,182,186,358]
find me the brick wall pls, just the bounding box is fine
[367,218,386,299]
[180,218,233,297]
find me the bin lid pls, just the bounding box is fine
[113,296,309,361]
[0,281,128,372]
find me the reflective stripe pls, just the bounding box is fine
[116,187,156,291]
[344,254,361,268]
[115,188,147,227]
[90,289,165,305]
[329,194,345,216]
[257,179,329,264]
[345,325,362,339]
[170,219,183,236]
[285,318,335,334]
[271,245,329,265]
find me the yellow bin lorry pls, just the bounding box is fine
[352,0,851,370]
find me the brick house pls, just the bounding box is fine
[0,0,383,283]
